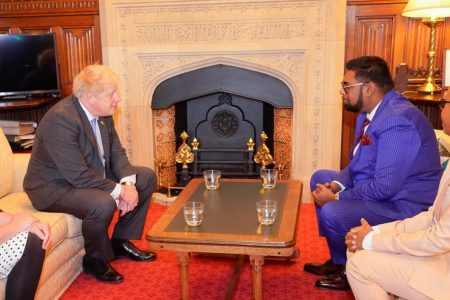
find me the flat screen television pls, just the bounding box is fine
[0,33,60,99]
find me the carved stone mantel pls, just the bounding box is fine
[99,0,347,200]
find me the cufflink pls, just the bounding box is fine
[122,181,134,186]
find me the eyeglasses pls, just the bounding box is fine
[341,82,364,94]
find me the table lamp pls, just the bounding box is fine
[402,0,450,93]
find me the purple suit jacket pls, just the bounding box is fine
[336,90,442,219]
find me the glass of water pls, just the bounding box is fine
[256,200,277,225]
[203,170,221,190]
[184,201,204,226]
[260,168,278,189]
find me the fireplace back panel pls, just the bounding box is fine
[175,92,274,177]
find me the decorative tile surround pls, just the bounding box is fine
[99,0,346,199]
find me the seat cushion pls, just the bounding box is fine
[0,192,82,255]
[0,128,13,198]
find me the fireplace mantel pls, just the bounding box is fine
[99,0,347,200]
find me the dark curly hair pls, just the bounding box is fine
[345,56,394,93]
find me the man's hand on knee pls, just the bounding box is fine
[119,185,139,210]
[312,183,338,207]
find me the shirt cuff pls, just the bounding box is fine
[120,175,136,185]
[110,183,121,206]
[372,225,380,234]
[332,180,345,193]
[362,230,377,250]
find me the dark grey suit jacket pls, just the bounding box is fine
[24,95,136,210]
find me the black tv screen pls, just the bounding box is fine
[0,33,60,99]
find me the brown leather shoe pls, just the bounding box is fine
[315,271,350,291]
[303,259,344,276]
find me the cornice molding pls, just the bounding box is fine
[0,0,98,16]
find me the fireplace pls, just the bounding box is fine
[152,64,293,185]
[99,0,347,199]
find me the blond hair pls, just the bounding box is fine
[73,64,118,98]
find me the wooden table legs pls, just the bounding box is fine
[176,252,265,300]
[249,255,264,300]
[176,252,190,300]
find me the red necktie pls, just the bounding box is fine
[351,118,370,157]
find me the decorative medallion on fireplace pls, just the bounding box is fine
[211,110,239,137]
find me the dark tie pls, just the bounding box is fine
[351,118,370,157]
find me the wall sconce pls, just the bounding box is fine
[402,0,450,93]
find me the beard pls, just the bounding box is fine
[344,88,364,112]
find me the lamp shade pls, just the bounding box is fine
[402,0,450,18]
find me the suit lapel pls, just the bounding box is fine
[72,97,98,149]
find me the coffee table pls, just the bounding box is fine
[146,178,302,300]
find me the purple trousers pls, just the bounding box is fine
[310,169,395,265]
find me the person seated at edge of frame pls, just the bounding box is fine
[303,56,442,291]
[0,210,50,300]
[345,91,450,300]
[23,64,158,284]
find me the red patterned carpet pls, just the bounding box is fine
[60,203,355,300]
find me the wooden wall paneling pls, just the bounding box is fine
[355,18,394,59]
[61,25,101,95]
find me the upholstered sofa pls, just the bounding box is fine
[0,128,84,300]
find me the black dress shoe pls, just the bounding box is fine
[304,259,344,276]
[112,240,157,262]
[315,271,350,291]
[82,255,123,284]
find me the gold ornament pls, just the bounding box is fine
[175,131,194,169]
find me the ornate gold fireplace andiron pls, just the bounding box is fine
[247,138,255,151]
[175,131,194,169]
[254,131,274,169]
[175,131,194,186]
[191,137,199,150]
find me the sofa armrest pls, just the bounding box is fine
[11,153,31,193]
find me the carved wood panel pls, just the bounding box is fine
[60,25,101,95]
[355,18,394,59]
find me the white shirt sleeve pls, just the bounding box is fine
[362,226,380,250]
[110,174,137,207]
[110,184,122,206]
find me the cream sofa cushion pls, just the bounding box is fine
[0,128,13,198]
[0,192,82,255]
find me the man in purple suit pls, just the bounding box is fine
[303,56,442,291]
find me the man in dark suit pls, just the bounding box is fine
[24,64,157,283]
[303,56,442,290]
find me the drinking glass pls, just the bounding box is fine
[260,168,278,189]
[256,200,277,225]
[184,201,204,226]
[203,170,221,190]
